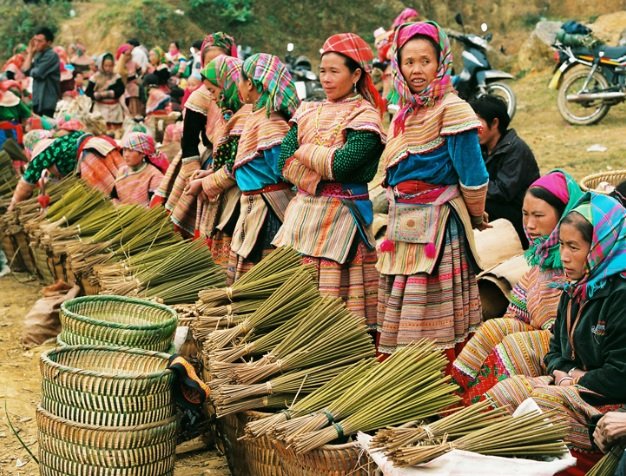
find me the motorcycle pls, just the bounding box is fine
[550,31,626,125]
[285,43,325,101]
[448,13,517,119]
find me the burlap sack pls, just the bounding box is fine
[20,284,81,349]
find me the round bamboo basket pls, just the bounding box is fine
[274,438,377,476]
[60,295,177,352]
[40,346,174,399]
[580,169,626,193]
[39,450,175,476]
[37,406,177,468]
[219,410,286,476]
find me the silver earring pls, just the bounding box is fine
[353,82,357,94]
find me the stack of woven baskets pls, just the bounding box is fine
[58,295,178,352]
[37,346,178,475]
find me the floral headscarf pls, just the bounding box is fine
[242,53,299,118]
[525,169,583,270]
[150,46,165,65]
[23,130,53,159]
[389,21,454,134]
[115,43,133,61]
[392,8,420,29]
[200,32,237,66]
[121,132,169,173]
[559,192,626,301]
[201,55,243,113]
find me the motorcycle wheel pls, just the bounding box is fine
[486,82,517,120]
[557,66,610,126]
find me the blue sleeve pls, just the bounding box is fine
[264,144,282,173]
[446,130,489,187]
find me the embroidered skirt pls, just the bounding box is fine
[451,319,552,405]
[303,241,378,327]
[376,214,482,364]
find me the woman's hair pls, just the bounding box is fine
[610,179,626,207]
[527,186,566,218]
[400,33,441,63]
[561,211,593,244]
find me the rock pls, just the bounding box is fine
[534,21,564,46]
[590,11,626,45]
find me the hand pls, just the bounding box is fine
[594,412,626,452]
[202,178,221,201]
[184,178,203,197]
[192,169,213,180]
[552,370,573,386]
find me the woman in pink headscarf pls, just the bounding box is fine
[376,22,489,369]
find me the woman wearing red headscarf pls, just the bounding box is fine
[376,22,489,368]
[274,33,385,325]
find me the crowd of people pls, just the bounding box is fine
[2,9,626,476]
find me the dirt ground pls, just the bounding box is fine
[0,274,231,476]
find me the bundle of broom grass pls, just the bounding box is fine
[272,341,459,453]
[0,150,18,199]
[587,444,626,476]
[390,409,569,466]
[192,246,309,342]
[200,266,319,353]
[218,297,375,388]
[95,239,226,304]
[370,401,507,454]
[244,359,378,438]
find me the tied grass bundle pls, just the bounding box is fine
[215,394,299,415]
[45,182,108,227]
[41,199,114,243]
[370,401,507,454]
[275,341,458,453]
[0,151,18,198]
[587,444,626,476]
[245,359,378,439]
[225,297,375,387]
[202,267,319,352]
[213,358,364,417]
[197,246,306,307]
[392,410,569,466]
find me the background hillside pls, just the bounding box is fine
[4,0,626,69]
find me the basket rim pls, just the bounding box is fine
[60,295,177,331]
[580,169,626,189]
[37,405,177,432]
[41,345,172,380]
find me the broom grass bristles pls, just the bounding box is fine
[587,444,626,476]
[390,410,569,466]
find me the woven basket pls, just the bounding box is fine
[40,346,174,400]
[274,438,377,476]
[37,406,177,468]
[39,450,176,476]
[219,410,286,476]
[60,295,177,352]
[580,169,626,193]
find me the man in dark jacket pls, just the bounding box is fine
[21,26,60,118]
[471,95,539,248]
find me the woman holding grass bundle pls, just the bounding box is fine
[225,53,299,281]
[185,55,251,277]
[485,192,626,455]
[273,33,385,323]
[376,21,489,365]
[153,33,237,237]
[452,170,583,405]
[112,132,166,207]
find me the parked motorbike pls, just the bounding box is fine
[448,13,517,119]
[550,30,626,125]
[285,43,325,101]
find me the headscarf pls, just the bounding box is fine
[392,8,420,29]
[321,33,385,114]
[57,118,85,132]
[54,46,69,64]
[115,43,133,61]
[23,130,53,159]
[525,170,583,270]
[200,32,238,66]
[121,132,169,174]
[559,192,626,301]
[389,21,454,134]
[0,83,20,108]
[242,53,299,118]
[96,52,115,74]
[200,55,243,113]
[150,46,165,65]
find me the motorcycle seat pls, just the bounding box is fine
[597,45,626,60]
